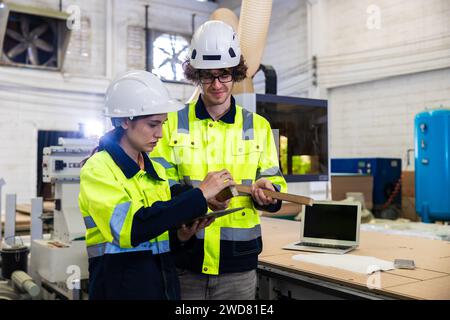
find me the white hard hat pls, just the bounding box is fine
[104,70,183,118]
[188,20,241,69]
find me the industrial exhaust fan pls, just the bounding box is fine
[0,2,71,70]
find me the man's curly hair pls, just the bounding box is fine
[183,55,248,84]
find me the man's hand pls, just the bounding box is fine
[198,169,235,201]
[251,178,277,206]
[177,217,215,242]
[208,197,230,211]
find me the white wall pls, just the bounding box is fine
[0,0,215,208]
[329,68,450,169]
[245,0,450,169]
[322,0,450,164]
[253,0,309,96]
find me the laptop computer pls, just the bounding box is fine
[283,201,361,254]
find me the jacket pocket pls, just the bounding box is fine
[232,238,261,257]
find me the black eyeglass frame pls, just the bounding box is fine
[198,72,234,85]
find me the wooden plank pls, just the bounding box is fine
[16,201,54,215]
[236,185,314,206]
[216,185,313,206]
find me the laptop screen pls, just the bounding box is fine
[303,203,358,241]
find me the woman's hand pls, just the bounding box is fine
[198,169,235,201]
[177,217,215,242]
[251,178,277,206]
[208,198,230,211]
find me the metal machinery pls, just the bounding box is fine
[415,109,450,223]
[235,93,330,200]
[30,138,95,299]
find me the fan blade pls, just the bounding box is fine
[34,38,54,52]
[43,55,57,67]
[28,45,39,65]
[30,24,48,38]
[20,16,30,36]
[6,29,24,42]
[7,42,27,58]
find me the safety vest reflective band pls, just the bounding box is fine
[86,239,170,259]
[79,150,171,259]
[151,101,287,275]
[195,224,261,241]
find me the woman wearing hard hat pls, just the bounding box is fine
[78,70,235,300]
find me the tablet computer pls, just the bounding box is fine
[184,207,245,226]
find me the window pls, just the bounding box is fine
[151,31,190,82]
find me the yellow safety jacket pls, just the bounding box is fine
[151,97,287,275]
[79,149,170,258]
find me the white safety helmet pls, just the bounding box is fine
[188,20,241,69]
[104,70,183,120]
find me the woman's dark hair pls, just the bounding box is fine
[183,55,248,84]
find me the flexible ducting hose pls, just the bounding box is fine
[234,0,272,95]
[210,8,239,31]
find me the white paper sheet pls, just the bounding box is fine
[291,253,395,274]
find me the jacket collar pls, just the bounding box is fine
[195,95,236,124]
[98,130,164,181]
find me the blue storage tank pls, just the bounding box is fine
[415,109,450,222]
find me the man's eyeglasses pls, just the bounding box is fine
[199,73,233,84]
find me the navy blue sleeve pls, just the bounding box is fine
[170,183,193,197]
[252,184,282,213]
[131,188,207,247]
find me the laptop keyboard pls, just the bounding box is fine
[295,242,353,250]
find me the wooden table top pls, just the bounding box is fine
[259,217,450,300]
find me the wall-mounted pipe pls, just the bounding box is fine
[0,1,10,53]
[144,5,150,72]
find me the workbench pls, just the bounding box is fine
[257,217,450,300]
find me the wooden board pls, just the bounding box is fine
[385,268,447,281]
[236,185,313,206]
[15,201,54,215]
[384,276,450,300]
[259,253,417,294]
[1,212,31,232]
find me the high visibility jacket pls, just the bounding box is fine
[79,130,207,299]
[80,152,170,258]
[151,96,287,275]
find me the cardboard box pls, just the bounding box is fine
[400,171,419,221]
[331,175,373,210]
[402,171,415,197]
[401,196,420,221]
